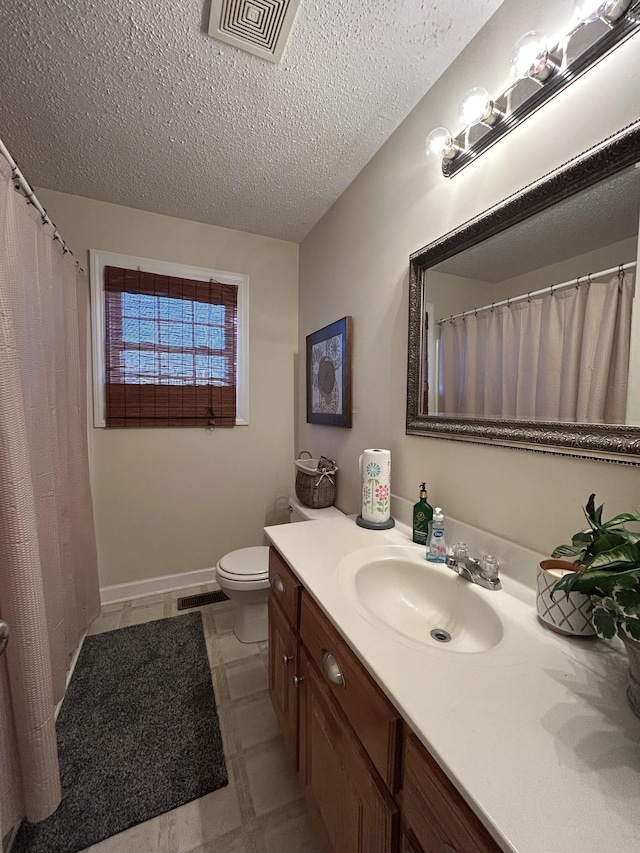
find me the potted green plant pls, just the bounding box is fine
[551,494,640,718]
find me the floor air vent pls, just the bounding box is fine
[208,0,301,63]
[177,590,229,610]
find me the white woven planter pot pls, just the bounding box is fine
[536,560,596,638]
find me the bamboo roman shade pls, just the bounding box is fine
[104,266,237,427]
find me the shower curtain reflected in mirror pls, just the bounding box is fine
[0,158,100,830]
[438,271,635,423]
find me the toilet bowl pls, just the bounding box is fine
[215,498,344,643]
[216,546,271,644]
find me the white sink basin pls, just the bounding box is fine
[337,546,504,654]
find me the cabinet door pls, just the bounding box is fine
[400,829,424,853]
[268,597,299,767]
[299,649,398,853]
[400,827,459,853]
[402,730,501,853]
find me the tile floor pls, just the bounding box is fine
[81,588,321,853]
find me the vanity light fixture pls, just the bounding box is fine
[427,0,640,177]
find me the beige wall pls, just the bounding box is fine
[493,236,638,302]
[429,237,637,322]
[298,0,640,557]
[427,271,494,322]
[37,189,298,588]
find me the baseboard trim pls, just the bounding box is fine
[100,567,219,605]
[56,632,87,720]
[3,823,18,853]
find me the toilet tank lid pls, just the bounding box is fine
[289,497,344,521]
[218,546,269,576]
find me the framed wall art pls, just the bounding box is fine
[306,316,352,428]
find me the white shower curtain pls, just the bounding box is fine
[0,158,101,828]
[438,272,635,423]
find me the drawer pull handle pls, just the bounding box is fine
[271,573,285,594]
[321,649,345,687]
[292,675,304,688]
[283,654,293,666]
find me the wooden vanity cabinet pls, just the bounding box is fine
[401,828,427,853]
[299,646,399,853]
[268,546,302,627]
[401,729,502,853]
[267,545,505,853]
[267,547,303,767]
[267,597,299,765]
[299,590,402,793]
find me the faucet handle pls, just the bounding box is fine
[480,554,500,581]
[452,542,470,559]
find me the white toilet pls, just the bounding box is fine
[215,497,344,643]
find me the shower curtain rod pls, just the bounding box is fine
[0,136,81,269]
[437,260,637,325]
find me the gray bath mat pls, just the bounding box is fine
[14,612,227,852]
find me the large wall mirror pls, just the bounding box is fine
[407,120,640,464]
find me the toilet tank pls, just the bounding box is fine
[289,496,344,523]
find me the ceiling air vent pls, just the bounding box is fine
[208,0,301,63]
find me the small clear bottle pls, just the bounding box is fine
[426,507,447,563]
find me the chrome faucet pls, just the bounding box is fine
[445,545,501,590]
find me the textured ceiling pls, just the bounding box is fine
[434,164,640,282]
[0,0,504,242]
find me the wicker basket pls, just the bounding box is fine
[295,452,338,509]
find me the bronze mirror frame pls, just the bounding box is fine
[407,120,640,464]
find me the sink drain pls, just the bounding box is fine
[430,628,452,643]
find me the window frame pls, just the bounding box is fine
[90,250,249,428]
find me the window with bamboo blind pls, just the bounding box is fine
[89,252,249,429]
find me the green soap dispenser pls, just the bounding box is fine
[412,483,433,545]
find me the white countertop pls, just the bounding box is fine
[264,515,640,853]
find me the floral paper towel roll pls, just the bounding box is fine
[359,449,391,524]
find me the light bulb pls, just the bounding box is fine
[459,87,501,127]
[510,31,556,82]
[573,0,631,24]
[425,127,458,161]
[575,0,604,21]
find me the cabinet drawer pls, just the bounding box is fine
[300,591,402,793]
[402,729,502,853]
[269,546,302,629]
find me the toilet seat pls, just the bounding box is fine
[216,546,269,583]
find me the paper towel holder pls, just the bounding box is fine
[358,448,395,530]
[356,514,395,530]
